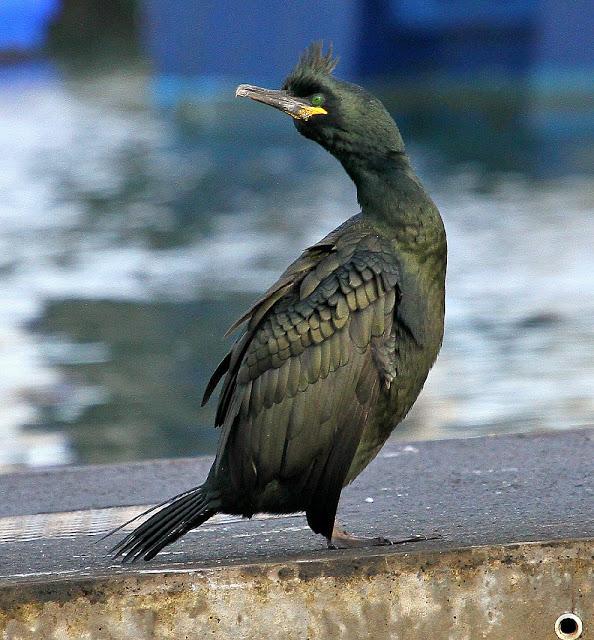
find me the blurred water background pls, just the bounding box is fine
[0,1,592,471]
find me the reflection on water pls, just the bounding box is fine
[0,61,592,469]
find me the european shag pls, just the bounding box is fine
[110,43,447,562]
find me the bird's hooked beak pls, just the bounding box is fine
[235,84,327,121]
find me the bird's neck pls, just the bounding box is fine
[344,152,447,340]
[340,153,435,228]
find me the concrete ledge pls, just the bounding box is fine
[0,429,593,639]
[1,539,592,639]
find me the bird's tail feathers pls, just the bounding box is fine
[108,484,220,563]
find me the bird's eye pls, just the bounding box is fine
[310,93,325,107]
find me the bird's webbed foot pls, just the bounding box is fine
[327,522,437,550]
[327,522,391,549]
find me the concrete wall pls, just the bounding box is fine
[1,540,592,639]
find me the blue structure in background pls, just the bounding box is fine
[0,0,59,53]
[1,0,591,92]
[142,0,594,91]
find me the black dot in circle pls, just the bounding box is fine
[559,616,578,635]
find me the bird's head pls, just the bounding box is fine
[236,43,405,176]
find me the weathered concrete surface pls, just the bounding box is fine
[1,540,592,640]
[0,429,593,639]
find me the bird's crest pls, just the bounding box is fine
[285,42,339,87]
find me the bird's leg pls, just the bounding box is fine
[327,521,438,550]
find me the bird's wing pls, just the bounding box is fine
[203,221,400,537]
[202,217,356,412]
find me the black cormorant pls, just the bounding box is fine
[110,43,447,562]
